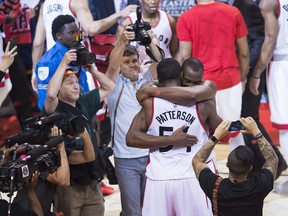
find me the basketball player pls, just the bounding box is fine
[126,58,222,215]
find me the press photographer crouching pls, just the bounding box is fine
[0,121,67,216]
[44,49,115,216]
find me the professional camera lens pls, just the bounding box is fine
[139,29,151,46]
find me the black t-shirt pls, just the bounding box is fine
[199,168,274,216]
[0,200,37,216]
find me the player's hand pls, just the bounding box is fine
[136,82,157,103]
[249,76,260,95]
[170,125,198,147]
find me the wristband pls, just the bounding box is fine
[252,75,261,79]
[254,133,263,139]
[210,136,218,144]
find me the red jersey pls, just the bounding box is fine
[177,2,248,90]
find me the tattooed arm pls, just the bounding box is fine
[239,117,278,179]
[256,136,278,179]
[192,120,230,179]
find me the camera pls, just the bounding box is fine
[229,120,245,131]
[128,6,152,46]
[69,31,96,66]
[5,112,85,148]
[98,144,118,185]
[0,136,63,193]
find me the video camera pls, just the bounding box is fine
[69,31,96,66]
[128,6,152,46]
[5,112,85,148]
[0,136,63,193]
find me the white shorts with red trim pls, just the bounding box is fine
[215,82,242,137]
[142,177,212,216]
[267,60,288,129]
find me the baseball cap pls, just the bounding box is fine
[63,68,79,81]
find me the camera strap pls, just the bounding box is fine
[145,45,165,62]
[212,176,223,216]
[111,83,124,147]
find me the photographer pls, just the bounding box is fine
[0,171,43,216]
[12,126,69,216]
[34,14,91,110]
[192,117,278,216]
[105,23,163,215]
[44,44,114,215]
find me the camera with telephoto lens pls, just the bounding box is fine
[0,136,63,193]
[69,31,96,66]
[128,6,152,46]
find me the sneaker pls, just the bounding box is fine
[101,182,114,196]
[274,180,288,195]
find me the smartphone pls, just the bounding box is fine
[9,38,17,51]
[229,120,245,131]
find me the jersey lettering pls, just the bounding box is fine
[46,4,63,14]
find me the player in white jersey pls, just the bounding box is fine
[127,58,222,216]
[249,0,288,194]
[118,0,178,63]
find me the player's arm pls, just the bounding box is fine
[168,14,179,59]
[177,41,192,64]
[68,128,96,164]
[72,0,137,36]
[249,0,278,95]
[126,98,198,148]
[136,81,217,106]
[235,35,249,92]
[31,4,45,92]
[193,120,230,179]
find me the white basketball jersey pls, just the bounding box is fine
[146,98,216,180]
[274,0,288,56]
[43,0,76,50]
[128,10,172,59]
